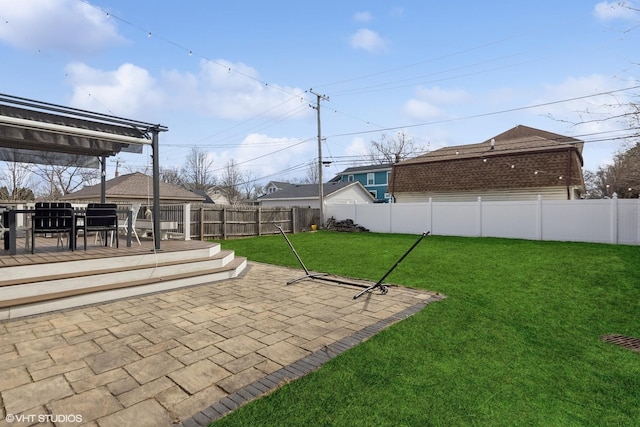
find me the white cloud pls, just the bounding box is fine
[414,86,471,105]
[349,29,388,54]
[531,74,636,169]
[593,1,638,20]
[345,137,369,158]
[353,11,372,22]
[66,59,310,121]
[403,99,442,120]
[390,7,405,17]
[0,0,125,53]
[66,62,163,118]
[403,86,471,120]
[164,59,310,121]
[532,74,631,132]
[214,133,312,181]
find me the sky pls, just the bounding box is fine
[0,0,639,186]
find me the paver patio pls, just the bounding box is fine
[0,262,443,426]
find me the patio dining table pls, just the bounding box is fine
[2,207,134,255]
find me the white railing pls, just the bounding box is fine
[325,194,640,245]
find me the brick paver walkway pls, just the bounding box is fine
[0,262,443,426]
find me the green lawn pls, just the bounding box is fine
[212,231,640,426]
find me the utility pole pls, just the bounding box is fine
[309,89,329,227]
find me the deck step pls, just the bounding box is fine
[0,250,233,288]
[0,244,222,284]
[0,244,247,320]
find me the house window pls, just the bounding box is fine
[386,171,391,184]
[367,173,375,185]
[369,190,378,199]
[348,175,354,182]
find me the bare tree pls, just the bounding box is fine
[367,130,423,164]
[239,170,261,200]
[159,166,183,186]
[301,161,319,184]
[582,170,605,199]
[220,159,244,205]
[181,147,216,191]
[0,160,35,201]
[30,154,99,199]
[584,141,640,198]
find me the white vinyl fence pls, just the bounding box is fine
[325,195,640,245]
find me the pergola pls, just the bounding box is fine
[0,93,168,251]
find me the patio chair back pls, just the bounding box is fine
[83,203,119,249]
[31,202,74,253]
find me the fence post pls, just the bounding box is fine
[428,197,433,234]
[477,196,482,237]
[292,207,297,233]
[223,206,227,240]
[637,195,640,245]
[610,193,618,244]
[536,194,542,241]
[257,207,262,236]
[183,203,191,240]
[199,207,204,241]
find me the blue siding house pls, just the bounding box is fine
[330,164,393,202]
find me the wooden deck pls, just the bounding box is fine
[0,235,214,267]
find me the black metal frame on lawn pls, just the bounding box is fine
[274,224,429,299]
[352,231,429,299]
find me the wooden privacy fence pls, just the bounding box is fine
[2,201,319,241]
[191,205,319,240]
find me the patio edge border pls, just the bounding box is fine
[177,292,446,427]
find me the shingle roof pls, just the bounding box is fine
[266,181,297,190]
[259,181,357,200]
[399,125,583,165]
[337,163,394,174]
[61,172,205,202]
[391,125,585,193]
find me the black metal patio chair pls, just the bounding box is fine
[79,203,119,250]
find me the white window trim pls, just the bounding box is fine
[367,173,375,185]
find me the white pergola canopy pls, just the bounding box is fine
[0,93,163,168]
[0,93,168,250]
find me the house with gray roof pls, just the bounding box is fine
[264,181,297,195]
[258,181,374,208]
[61,172,205,204]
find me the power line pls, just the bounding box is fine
[326,85,640,139]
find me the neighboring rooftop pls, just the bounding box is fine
[259,181,356,200]
[62,172,205,202]
[400,125,584,165]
